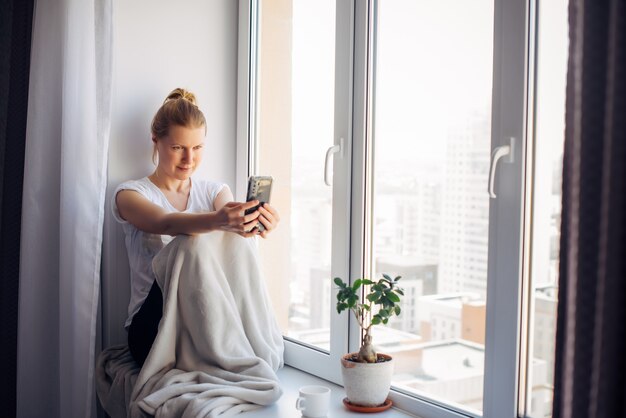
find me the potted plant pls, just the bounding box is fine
[334,274,404,408]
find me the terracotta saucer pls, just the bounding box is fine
[342,398,393,413]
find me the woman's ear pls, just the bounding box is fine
[152,137,159,165]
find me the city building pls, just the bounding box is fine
[439,111,491,298]
[416,293,484,343]
[376,256,438,333]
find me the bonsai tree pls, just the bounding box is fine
[334,274,404,363]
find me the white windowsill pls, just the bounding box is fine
[239,366,421,418]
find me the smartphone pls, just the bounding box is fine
[245,176,273,232]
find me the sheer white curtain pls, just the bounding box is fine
[17,0,113,417]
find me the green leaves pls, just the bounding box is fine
[366,292,381,302]
[335,277,360,314]
[334,274,404,325]
[387,292,401,303]
[337,302,349,313]
[334,277,347,288]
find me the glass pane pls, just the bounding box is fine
[371,0,494,414]
[254,0,336,351]
[527,0,568,416]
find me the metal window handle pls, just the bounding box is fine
[488,137,515,198]
[324,138,344,186]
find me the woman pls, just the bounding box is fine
[112,88,280,366]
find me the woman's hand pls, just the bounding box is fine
[214,200,261,238]
[257,203,280,239]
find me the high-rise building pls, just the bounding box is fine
[439,110,491,298]
[376,256,437,333]
[288,169,333,331]
[374,175,441,264]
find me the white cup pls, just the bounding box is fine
[295,385,330,418]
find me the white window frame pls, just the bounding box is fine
[236,0,533,416]
[236,0,353,384]
[482,0,530,416]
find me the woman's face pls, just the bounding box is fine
[154,125,205,180]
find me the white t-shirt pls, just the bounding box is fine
[112,176,226,329]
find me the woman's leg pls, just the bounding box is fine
[151,233,284,370]
[128,280,163,366]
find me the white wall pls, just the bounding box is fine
[102,0,239,347]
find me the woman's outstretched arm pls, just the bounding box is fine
[116,189,260,237]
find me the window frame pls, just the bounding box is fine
[482,0,530,415]
[237,0,533,416]
[236,0,354,384]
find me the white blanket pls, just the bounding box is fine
[97,232,284,418]
[96,344,140,417]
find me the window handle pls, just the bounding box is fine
[324,138,344,186]
[488,137,515,198]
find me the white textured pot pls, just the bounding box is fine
[340,353,394,407]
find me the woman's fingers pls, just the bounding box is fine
[225,200,258,215]
[223,200,259,228]
[260,203,280,222]
[243,217,260,232]
[243,210,260,224]
[258,204,279,233]
[219,200,279,239]
[239,200,260,213]
[230,216,258,238]
[258,207,273,224]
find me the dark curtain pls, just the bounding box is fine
[0,0,34,416]
[553,0,626,417]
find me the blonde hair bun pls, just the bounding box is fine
[151,87,206,141]
[164,88,197,106]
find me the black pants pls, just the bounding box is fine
[128,280,163,366]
